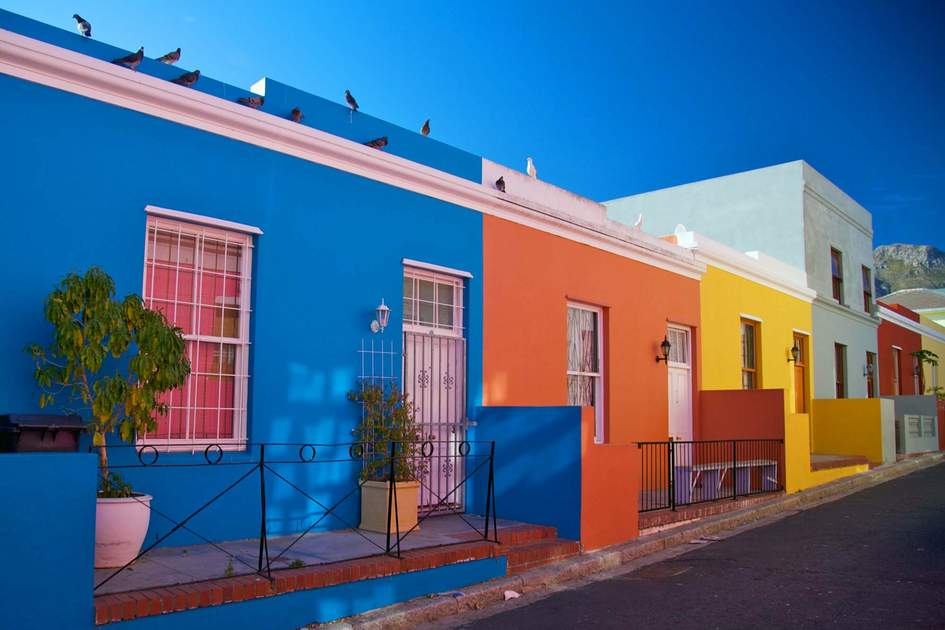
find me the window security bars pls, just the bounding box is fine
[91,440,498,593]
[140,216,253,450]
[637,439,784,512]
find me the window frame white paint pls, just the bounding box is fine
[138,213,255,452]
[567,302,605,444]
[402,265,465,339]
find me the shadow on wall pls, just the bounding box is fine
[469,406,582,541]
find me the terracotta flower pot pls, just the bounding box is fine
[94,494,152,568]
[359,480,419,534]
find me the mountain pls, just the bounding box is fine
[873,244,945,296]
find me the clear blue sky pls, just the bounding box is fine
[7,1,945,249]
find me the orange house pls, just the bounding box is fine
[479,161,704,550]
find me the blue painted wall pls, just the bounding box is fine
[0,9,481,183]
[0,453,97,629]
[469,407,582,541]
[0,25,483,546]
[109,557,505,629]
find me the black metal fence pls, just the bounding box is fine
[92,439,497,593]
[637,439,784,512]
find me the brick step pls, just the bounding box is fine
[496,524,558,545]
[504,539,581,575]
[811,453,870,471]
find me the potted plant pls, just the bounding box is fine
[26,267,190,568]
[348,383,426,534]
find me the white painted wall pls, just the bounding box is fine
[605,161,808,269]
[812,302,879,399]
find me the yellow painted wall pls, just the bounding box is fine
[919,315,945,394]
[785,412,868,492]
[810,398,894,464]
[699,265,819,491]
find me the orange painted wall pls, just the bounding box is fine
[482,215,702,445]
[699,390,785,441]
[482,215,701,549]
[580,407,639,550]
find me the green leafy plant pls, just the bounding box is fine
[223,557,235,577]
[347,383,426,482]
[913,349,939,369]
[927,385,945,403]
[288,559,305,569]
[26,267,190,497]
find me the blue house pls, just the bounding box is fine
[0,9,703,628]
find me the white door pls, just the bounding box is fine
[402,268,467,514]
[666,325,693,441]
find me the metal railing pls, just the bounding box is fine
[637,439,784,512]
[91,439,497,593]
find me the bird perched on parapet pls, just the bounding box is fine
[290,107,304,122]
[526,157,537,179]
[171,69,200,87]
[495,176,506,193]
[156,48,181,64]
[112,47,144,71]
[73,14,91,37]
[237,96,264,109]
[345,90,359,111]
[632,213,643,230]
[364,136,388,150]
[420,119,430,137]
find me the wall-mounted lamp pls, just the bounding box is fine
[370,299,390,334]
[655,336,672,363]
[787,344,800,363]
[863,362,874,378]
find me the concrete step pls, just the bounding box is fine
[504,539,581,575]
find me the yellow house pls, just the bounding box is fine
[918,314,945,394]
[674,229,868,492]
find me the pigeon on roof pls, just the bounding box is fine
[72,14,91,37]
[290,107,304,123]
[345,90,359,111]
[526,157,537,179]
[170,69,200,87]
[237,96,264,109]
[421,119,430,137]
[112,47,144,71]
[495,176,506,193]
[364,136,388,150]
[156,48,181,65]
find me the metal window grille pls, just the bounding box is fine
[139,216,253,451]
[922,415,935,437]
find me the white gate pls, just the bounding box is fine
[402,266,468,514]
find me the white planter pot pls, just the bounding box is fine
[95,494,152,569]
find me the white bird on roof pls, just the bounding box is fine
[526,157,537,179]
[632,213,644,230]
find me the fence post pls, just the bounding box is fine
[484,441,495,541]
[668,438,676,511]
[732,440,737,500]
[257,444,270,576]
[386,441,396,555]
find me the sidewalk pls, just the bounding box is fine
[320,450,945,629]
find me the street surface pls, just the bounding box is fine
[436,463,945,629]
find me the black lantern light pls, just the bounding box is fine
[788,343,800,363]
[656,336,672,363]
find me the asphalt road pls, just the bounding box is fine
[447,463,945,630]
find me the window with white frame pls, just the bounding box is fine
[140,215,253,448]
[567,303,605,443]
[402,268,464,337]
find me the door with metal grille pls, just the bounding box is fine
[402,266,468,514]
